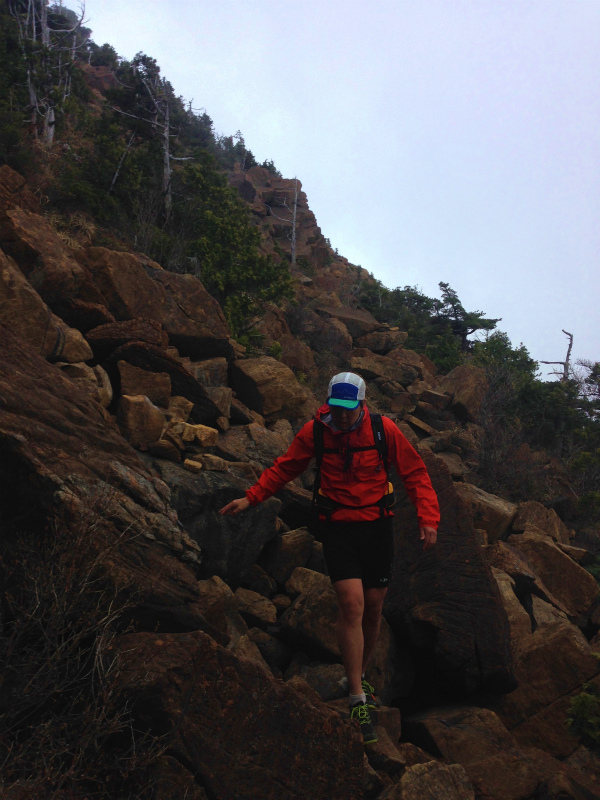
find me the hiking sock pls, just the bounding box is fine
[349,692,367,707]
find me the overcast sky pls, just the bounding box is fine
[80,0,600,375]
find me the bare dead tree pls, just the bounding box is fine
[541,330,574,381]
[8,0,88,145]
[268,177,299,264]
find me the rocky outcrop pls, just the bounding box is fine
[116,629,365,800]
[439,363,488,421]
[76,247,234,358]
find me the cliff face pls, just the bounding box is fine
[1,163,599,800]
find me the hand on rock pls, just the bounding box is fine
[419,526,437,551]
[219,497,251,516]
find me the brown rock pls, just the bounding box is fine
[380,761,475,800]
[86,318,168,360]
[57,362,113,408]
[234,587,278,628]
[507,532,599,617]
[315,305,384,339]
[403,414,438,437]
[229,356,319,422]
[0,206,88,305]
[485,541,569,614]
[216,422,290,472]
[419,389,451,409]
[0,248,93,362]
[240,564,277,597]
[366,726,406,778]
[500,596,600,730]
[0,326,223,636]
[258,528,315,585]
[387,347,427,378]
[167,395,194,422]
[385,447,516,696]
[77,246,233,358]
[287,660,347,701]
[186,356,228,387]
[197,453,228,471]
[117,395,165,449]
[354,329,409,354]
[512,500,572,544]
[183,459,203,473]
[349,348,409,384]
[0,165,40,213]
[438,364,488,421]
[205,386,232,418]
[116,630,365,800]
[279,582,340,660]
[107,341,221,425]
[285,567,331,598]
[147,438,181,462]
[149,755,208,800]
[455,483,517,543]
[51,297,116,335]
[118,361,171,407]
[403,706,542,800]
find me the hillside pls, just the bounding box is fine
[1,3,600,799]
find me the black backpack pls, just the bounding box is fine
[311,413,393,518]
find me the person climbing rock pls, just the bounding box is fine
[220,372,440,745]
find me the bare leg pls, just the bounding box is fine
[361,587,387,675]
[333,578,365,696]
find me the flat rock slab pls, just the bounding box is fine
[455,483,517,543]
[315,305,384,338]
[116,630,365,800]
[380,761,475,800]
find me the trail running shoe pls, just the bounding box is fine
[350,701,378,745]
[361,678,380,709]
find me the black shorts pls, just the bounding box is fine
[318,517,394,588]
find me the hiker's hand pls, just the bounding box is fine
[220,497,251,516]
[419,526,437,551]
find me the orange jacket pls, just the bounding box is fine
[245,404,440,527]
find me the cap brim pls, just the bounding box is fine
[327,398,360,409]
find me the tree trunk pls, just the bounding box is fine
[163,101,172,223]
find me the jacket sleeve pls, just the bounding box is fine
[245,421,315,506]
[384,418,440,529]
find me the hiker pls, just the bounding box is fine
[220,372,440,744]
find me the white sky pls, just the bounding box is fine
[79,0,600,374]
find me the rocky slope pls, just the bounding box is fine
[1,163,600,799]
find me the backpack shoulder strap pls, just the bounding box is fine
[313,418,325,468]
[370,413,390,473]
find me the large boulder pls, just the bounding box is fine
[512,500,573,545]
[149,460,281,584]
[0,165,40,213]
[438,364,487,421]
[229,357,319,422]
[507,532,599,618]
[77,247,233,358]
[314,305,384,339]
[0,248,92,363]
[354,329,409,354]
[349,348,409,385]
[216,422,290,472]
[86,318,168,360]
[385,447,516,698]
[116,630,365,800]
[291,307,353,358]
[0,206,89,305]
[455,483,517,543]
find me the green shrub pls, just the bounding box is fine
[568,682,600,749]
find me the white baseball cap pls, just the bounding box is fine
[327,372,366,409]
